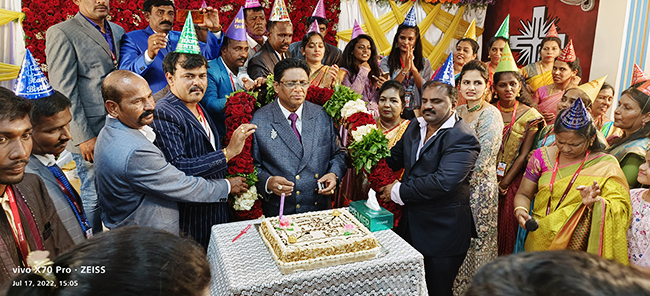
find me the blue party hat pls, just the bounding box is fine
[432,53,455,87]
[560,97,591,130]
[225,8,248,42]
[403,7,417,27]
[14,49,54,99]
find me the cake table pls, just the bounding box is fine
[207,218,428,295]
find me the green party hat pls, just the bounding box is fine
[494,15,509,39]
[175,12,201,54]
[495,43,518,73]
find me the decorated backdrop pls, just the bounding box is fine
[21,0,341,72]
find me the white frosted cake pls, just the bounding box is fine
[259,208,380,273]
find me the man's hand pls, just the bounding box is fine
[317,173,337,195]
[147,32,167,59]
[228,176,249,195]
[79,137,97,163]
[377,180,398,202]
[225,124,257,158]
[242,77,267,91]
[199,7,221,32]
[267,176,294,196]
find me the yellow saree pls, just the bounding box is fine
[520,62,553,93]
[380,119,410,149]
[524,147,631,265]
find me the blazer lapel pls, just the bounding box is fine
[109,21,122,60]
[297,103,315,172]
[73,13,113,61]
[168,94,211,143]
[270,101,303,158]
[30,156,60,190]
[410,119,424,166]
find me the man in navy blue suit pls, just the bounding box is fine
[119,0,224,94]
[151,51,257,248]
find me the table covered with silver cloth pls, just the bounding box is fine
[207,218,428,295]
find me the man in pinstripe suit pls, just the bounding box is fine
[152,52,256,248]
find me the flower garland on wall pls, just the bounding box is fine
[22,0,340,71]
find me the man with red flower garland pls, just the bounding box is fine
[378,80,480,296]
[251,58,346,216]
[46,0,126,236]
[119,0,225,95]
[151,50,256,248]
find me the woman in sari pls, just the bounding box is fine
[453,61,504,295]
[486,36,508,90]
[520,36,561,93]
[380,24,433,118]
[340,34,384,116]
[513,100,630,265]
[492,67,544,256]
[592,83,622,141]
[533,40,580,124]
[300,31,338,89]
[376,80,410,149]
[607,81,650,188]
[628,148,650,267]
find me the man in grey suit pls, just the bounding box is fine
[252,58,346,216]
[95,70,251,235]
[26,92,90,244]
[45,0,126,234]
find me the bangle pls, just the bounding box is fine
[222,148,229,162]
[513,206,529,216]
[401,71,408,76]
[210,25,222,33]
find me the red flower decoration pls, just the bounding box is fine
[346,112,376,132]
[305,85,334,106]
[366,159,401,227]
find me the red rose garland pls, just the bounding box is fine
[305,85,335,106]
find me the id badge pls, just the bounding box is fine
[497,162,507,177]
[86,228,93,239]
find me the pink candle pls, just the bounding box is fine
[279,193,286,220]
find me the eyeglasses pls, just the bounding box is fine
[278,81,310,89]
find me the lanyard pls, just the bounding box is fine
[196,105,212,144]
[542,126,555,147]
[546,150,590,215]
[52,176,91,236]
[498,101,519,161]
[5,188,29,266]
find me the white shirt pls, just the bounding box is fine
[277,100,304,134]
[220,57,245,91]
[246,34,266,63]
[34,154,57,167]
[391,113,458,205]
[107,115,157,143]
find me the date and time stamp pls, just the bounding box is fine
[11,265,105,287]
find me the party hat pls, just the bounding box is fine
[244,0,262,8]
[494,15,509,39]
[432,53,455,87]
[225,8,248,42]
[557,39,576,63]
[312,0,326,19]
[495,43,518,73]
[560,97,591,130]
[175,12,201,54]
[200,0,207,9]
[351,20,366,40]
[637,80,650,96]
[546,23,559,38]
[577,75,607,103]
[403,6,417,27]
[269,0,290,22]
[307,20,320,34]
[14,49,54,99]
[633,64,648,85]
[463,19,477,41]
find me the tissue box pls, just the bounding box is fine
[349,200,393,232]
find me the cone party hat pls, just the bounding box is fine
[433,53,455,87]
[495,43,518,73]
[494,15,509,39]
[312,0,326,19]
[546,23,559,38]
[244,0,262,9]
[307,20,320,34]
[637,80,650,96]
[403,6,417,27]
[225,8,248,42]
[351,20,366,40]
[269,0,290,22]
[577,75,607,103]
[14,49,54,99]
[175,12,201,54]
[560,96,592,130]
[463,19,477,41]
[633,64,648,85]
[200,0,208,9]
[557,39,576,63]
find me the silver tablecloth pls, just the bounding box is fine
[208,218,428,295]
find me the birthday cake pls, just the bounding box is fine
[259,209,381,272]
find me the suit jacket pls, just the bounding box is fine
[386,115,480,258]
[202,57,236,138]
[0,174,75,285]
[248,42,292,79]
[288,41,342,66]
[25,155,86,244]
[94,117,229,234]
[46,13,125,154]
[119,26,223,94]
[251,100,347,216]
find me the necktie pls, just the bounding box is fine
[47,165,91,235]
[288,113,301,143]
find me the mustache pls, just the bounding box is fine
[53,139,69,148]
[282,42,291,47]
[189,86,204,93]
[237,57,246,63]
[422,108,435,115]
[139,110,154,120]
[5,160,28,168]
[95,5,108,10]
[160,21,173,26]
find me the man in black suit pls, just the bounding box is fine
[248,20,293,80]
[378,80,480,296]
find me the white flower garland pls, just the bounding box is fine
[340,99,370,120]
[350,124,377,142]
[233,186,259,211]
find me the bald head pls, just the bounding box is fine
[102,70,147,104]
[102,70,155,129]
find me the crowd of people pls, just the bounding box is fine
[1,0,650,294]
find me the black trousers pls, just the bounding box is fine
[424,253,467,296]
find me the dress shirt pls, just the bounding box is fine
[265,100,305,193]
[143,30,170,66]
[34,154,57,167]
[220,57,245,91]
[80,13,115,54]
[391,113,458,205]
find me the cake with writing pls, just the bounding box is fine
[259,208,381,272]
